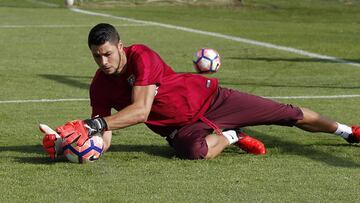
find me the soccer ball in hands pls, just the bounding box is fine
[193,48,221,73]
[62,135,104,163]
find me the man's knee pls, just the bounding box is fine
[175,141,208,160]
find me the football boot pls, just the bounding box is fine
[345,126,360,143]
[234,129,266,155]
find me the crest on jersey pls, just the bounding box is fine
[127,74,135,86]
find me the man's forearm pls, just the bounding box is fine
[104,103,150,130]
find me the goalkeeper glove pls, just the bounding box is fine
[56,117,108,146]
[39,124,63,159]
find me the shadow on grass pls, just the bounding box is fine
[0,144,43,154]
[2,135,359,167]
[14,156,69,164]
[39,74,91,90]
[246,129,360,168]
[0,144,69,164]
[0,143,175,164]
[109,144,176,159]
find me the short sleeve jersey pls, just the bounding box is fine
[90,44,218,127]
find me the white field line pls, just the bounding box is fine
[267,95,360,99]
[70,8,360,68]
[0,24,151,29]
[0,98,89,104]
[1,94,360,104]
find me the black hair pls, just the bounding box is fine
[88,23,120,48]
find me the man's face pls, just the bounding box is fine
[90,41,126,75]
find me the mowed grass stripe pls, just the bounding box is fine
[70,7,360,68]
[1,94,360,104]
[0,24,152,28]
[25,0,59,7]
[1,2,360,202]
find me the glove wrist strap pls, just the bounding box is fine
[84,117,108,136]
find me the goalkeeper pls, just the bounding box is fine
[42,23,360,160]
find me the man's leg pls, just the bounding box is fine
[170,124,265,160]
[295,107,337,133]
[204,134,229,159]
[169,127,230,160]
[296,107,360,143]
[205,130,266,159]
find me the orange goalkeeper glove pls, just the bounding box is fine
[39,124,63,159]
[56,117,108,146]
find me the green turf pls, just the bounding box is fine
[1,0,360,202]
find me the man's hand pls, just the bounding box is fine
[39,124,63,159]
[56,117,108,146]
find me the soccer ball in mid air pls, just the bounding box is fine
[64,0,74,7]
[193,48,221,73]
[62,135,104,163]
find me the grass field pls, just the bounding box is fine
[1,0,360,202]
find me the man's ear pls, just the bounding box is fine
[117,41,123,51]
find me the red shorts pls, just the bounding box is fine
[147,87,303,159]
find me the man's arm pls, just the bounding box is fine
[90,85,156,152]
[98,85,156,151]
[56,84,157,146]
[103,84,157,130]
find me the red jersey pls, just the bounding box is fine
[90,44,218,127]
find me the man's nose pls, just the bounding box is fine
[100,56,108,65]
